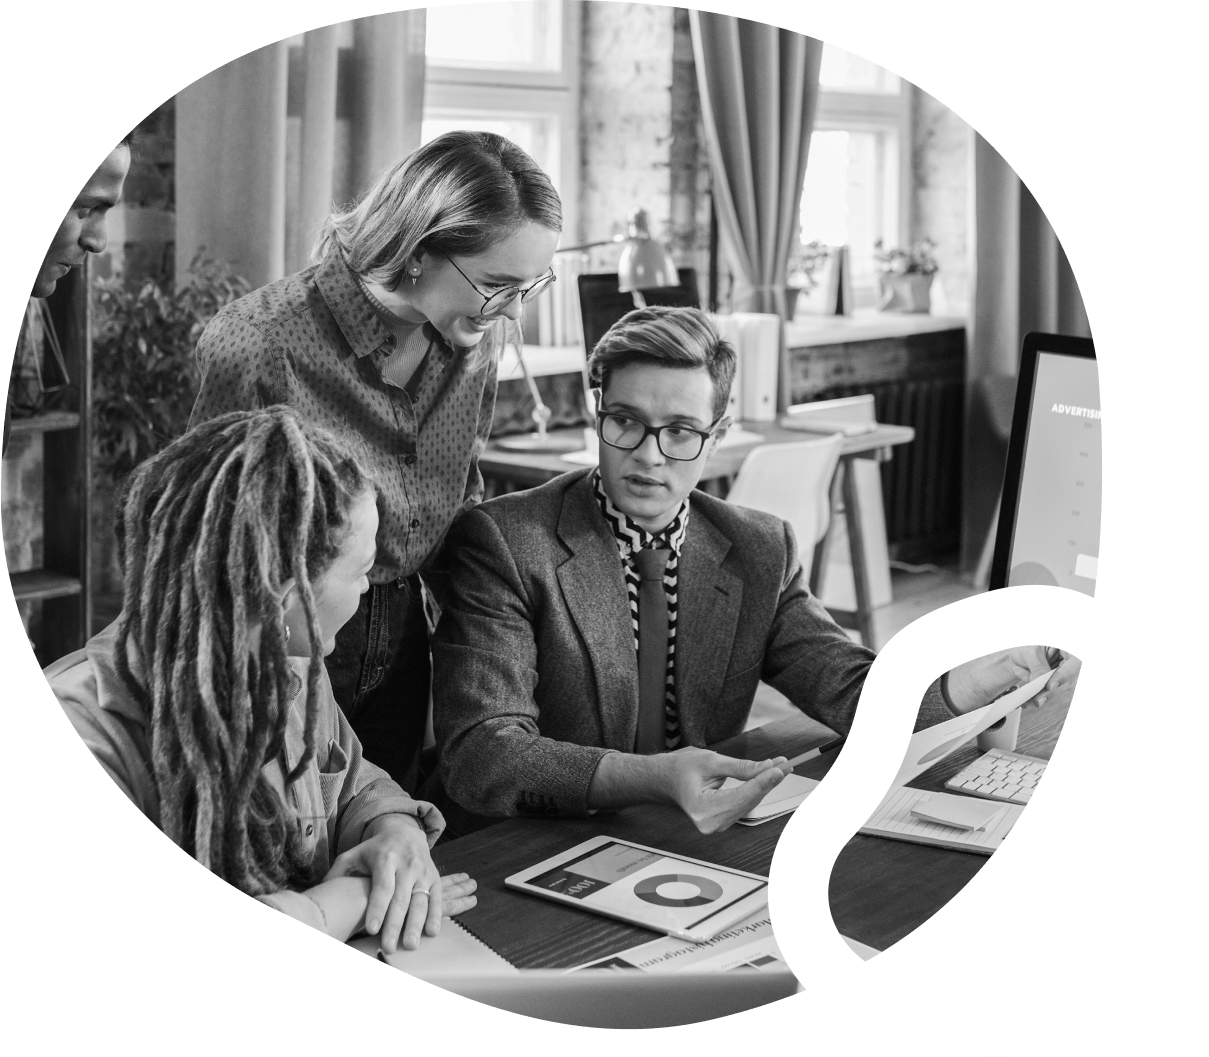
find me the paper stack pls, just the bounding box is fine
[352,920,518,978]
[720,772,820,826]
[859,787,1024,854]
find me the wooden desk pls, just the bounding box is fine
[479,421,915,648]
[431,698,1067,966]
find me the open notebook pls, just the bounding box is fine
[859,787,1025,854]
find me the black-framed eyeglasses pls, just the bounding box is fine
[596,410,722,461]
[445,255,556,316]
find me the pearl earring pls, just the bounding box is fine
[283,622,291,644]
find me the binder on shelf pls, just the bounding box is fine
[710,312,780,422]
[824,245,854,317]
[793,245,853,317]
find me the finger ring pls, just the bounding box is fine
[412,888,430,897]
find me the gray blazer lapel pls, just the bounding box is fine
[675,505,742,746]
[556,477,640,750]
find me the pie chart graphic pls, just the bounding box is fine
[1008,561,1059,587]
[633,874,724,907]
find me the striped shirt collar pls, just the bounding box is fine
[591,470,690,560]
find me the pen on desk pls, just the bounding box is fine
[785,737,845,769]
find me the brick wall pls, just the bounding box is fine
[911,87,972,316]
[669,7,712,304]
[578,2,675,269]
[576,3,711,300]
[95,100,176,286]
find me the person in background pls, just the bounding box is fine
[47,407,476,952]
[431,306,1080,832]
[5,137,131,455]
[189,131,562,793]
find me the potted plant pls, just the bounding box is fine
[92,254,248,479]
[874,238,939,313]
[784,239,830,320]
[89,254,249,621]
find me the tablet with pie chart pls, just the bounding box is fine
[505,836,770,942]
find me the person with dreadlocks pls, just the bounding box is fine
[188,131,563,793]
[46,407,476,952]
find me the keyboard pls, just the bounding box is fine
[944,748,1047,805]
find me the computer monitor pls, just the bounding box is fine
[989,332,1099,595]
[576,268,699,355]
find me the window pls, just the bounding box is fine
[425,0,563,72]
[797,43,911,308]
[422,0,578,228]
[422,0,580,344]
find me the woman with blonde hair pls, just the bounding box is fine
[49,407,476,952]
[189,131,562,791]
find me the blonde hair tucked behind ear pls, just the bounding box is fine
[315,130,562,371]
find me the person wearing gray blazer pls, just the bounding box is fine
[432,465,882,826]
[430,306,1079,834]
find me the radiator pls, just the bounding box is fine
[815,377,964,562]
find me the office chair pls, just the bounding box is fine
[576,267,699,355]
[725,434,845,582]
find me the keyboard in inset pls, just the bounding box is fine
[944,748,1047,805]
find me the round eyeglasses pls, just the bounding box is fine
[445,255,557,316]
[596,411,721,461]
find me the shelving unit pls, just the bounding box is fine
[5,261,92,665]
[9,410,80,435]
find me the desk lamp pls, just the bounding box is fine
[616,209,680,307]
[492,343,585,453]
[557,208,680,308]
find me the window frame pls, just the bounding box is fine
[806,53,913,304]
[423,0,581,244]
[424,0,569,86]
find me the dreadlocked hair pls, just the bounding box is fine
[112,406,371,897]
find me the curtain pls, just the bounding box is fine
[175,13,427,289]
[963,133,1092,578]
[689,13,822,410]
[294,25,340,275]
[176,42,289,291]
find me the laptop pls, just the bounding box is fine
[576,268,699,355]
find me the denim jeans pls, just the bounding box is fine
[325,575,430,795]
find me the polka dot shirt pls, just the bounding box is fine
[189,250,499,586]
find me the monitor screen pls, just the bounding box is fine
[991,335,1099,596]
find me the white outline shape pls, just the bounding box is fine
[768,590,1204,1049]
